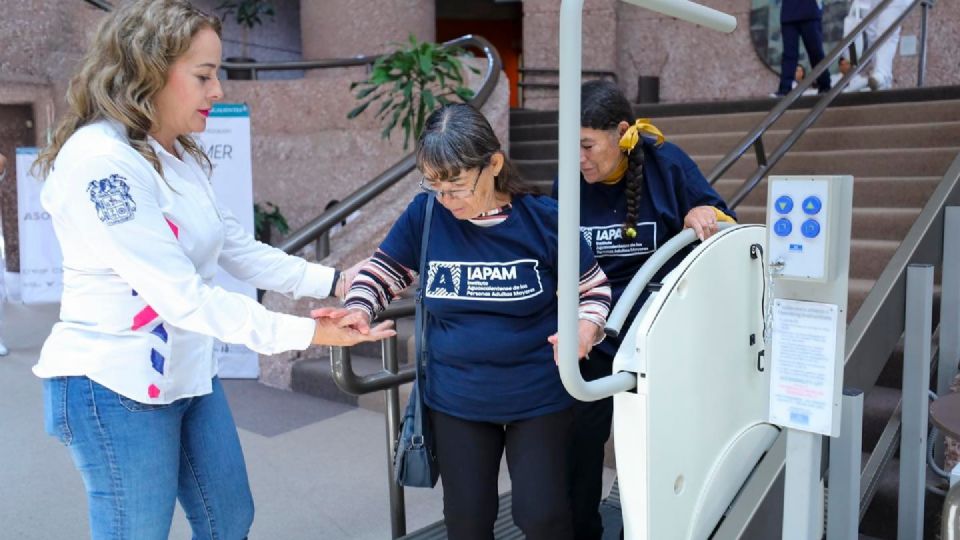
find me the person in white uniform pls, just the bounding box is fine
[31,1,394,538]
[0,151,8,356]
[863,0,911,90]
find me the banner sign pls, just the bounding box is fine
[196,103,259,379]
[16,147,63,304]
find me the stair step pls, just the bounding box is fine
[713,176,940,208]
[510,100,960,140]
[733,206,920,241]
[508,122,960,160]
[699,147,959,180]
[858,453,946,539]
[862,385,902,453]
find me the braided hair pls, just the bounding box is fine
[581,80,644,239]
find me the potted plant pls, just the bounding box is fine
[347,34,479,150]
[216,0,275,80]
[253,201,289,246]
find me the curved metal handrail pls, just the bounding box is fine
[331,300,417,396]
[277,34,502,255]
[706,0,925,208]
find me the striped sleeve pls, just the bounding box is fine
[343,249,416,319]
[579,262,611,330]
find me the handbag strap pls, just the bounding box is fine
[413,195,435,437]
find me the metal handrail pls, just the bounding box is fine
[519,67,618,82]
[82,0,111,9]
[706,0,924,204]
[277,34,502,255]
[330,299,416,395]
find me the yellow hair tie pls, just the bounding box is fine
[618,119,666,154]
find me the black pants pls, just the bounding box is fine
[777,18,831,95]
[430,407,574,540]
[568,351,615,540]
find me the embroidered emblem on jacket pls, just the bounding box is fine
[87,174,137,225]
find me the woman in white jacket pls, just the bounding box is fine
[32,1,393,538]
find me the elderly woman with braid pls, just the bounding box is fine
[552,79,736,540]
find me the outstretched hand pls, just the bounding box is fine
[310,307,388,347]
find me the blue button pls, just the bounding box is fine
[774,218,793,237]
[774,195,794,214]
[801,219,821,238]
[802,196,822,215]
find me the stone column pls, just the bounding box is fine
[522,0,618,110]
[300,0,435,60]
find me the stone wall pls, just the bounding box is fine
[0,0,102,271]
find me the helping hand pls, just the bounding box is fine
[311,307,374,334]
[310,308,394,346]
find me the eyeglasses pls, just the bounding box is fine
[419,167,484,200]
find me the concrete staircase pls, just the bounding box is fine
[509,88,960,538]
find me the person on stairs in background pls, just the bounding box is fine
[775,0,832,97]
[831,56,870,92]
[30,2,394,538]
[862,0,911,90]
[553,80,736,540]
[0,151,8,356]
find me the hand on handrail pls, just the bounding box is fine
[548,320,605,365]
[310,307,394,346]
[683,205,724,241]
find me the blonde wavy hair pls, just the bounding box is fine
[35,0,221,178]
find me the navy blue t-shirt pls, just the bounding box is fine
[379,193,598,423]
[552,138,734,356]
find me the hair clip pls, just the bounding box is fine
[625,227,637,239]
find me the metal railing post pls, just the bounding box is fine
[827,389,864,540]
[937,207,960,466]
[315,230,331,260]
[381,335,406,538]
[917,0,933,87]
[900,264,934,540]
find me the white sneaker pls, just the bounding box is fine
[0,340,8,356]
[868,75,891,91]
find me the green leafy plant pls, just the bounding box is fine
[216,0,275,29]
[347,35,480,150]
[253,201,289,245]
[216,0,275,60]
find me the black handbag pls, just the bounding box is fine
[392,196,440,488]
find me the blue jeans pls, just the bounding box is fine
[43,376,254,540]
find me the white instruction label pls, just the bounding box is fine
[769,298,839,435]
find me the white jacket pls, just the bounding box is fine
[34,120,332,403]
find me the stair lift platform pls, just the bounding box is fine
[611,224,779,539]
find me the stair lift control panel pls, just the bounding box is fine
[765,175,853,540]
[765,175,852,437]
